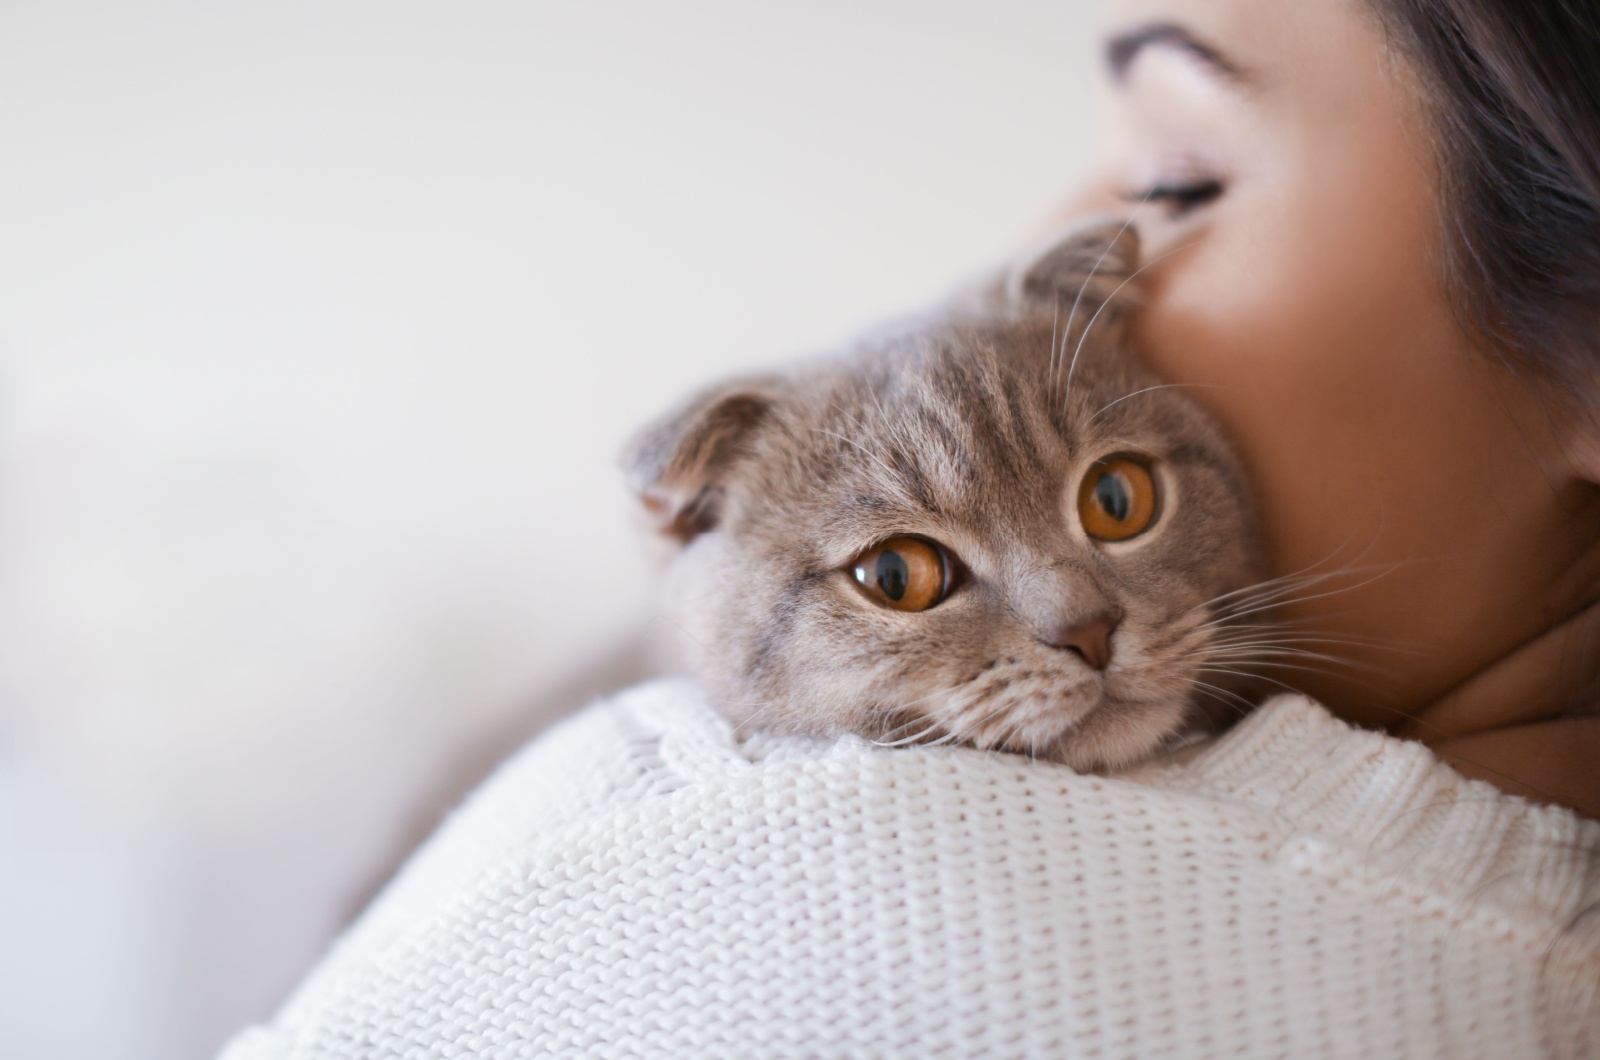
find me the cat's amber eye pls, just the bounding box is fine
[1078,458,1158,542]
[851,537,951,612]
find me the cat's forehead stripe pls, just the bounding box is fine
[889,344,1057,500]
[786,319,1221,539]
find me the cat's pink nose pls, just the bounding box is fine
[1049,616,1117,671]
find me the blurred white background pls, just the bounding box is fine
[0,2,1101,1056]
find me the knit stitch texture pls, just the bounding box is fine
[220,680,1600,1059]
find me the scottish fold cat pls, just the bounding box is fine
[626,222,1272,769]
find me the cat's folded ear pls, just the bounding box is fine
[623,378,782,541]
[1006,219,1142,309]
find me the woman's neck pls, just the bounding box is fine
[1395,595,1600,819]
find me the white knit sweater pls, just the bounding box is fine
[220,680,1600,1059]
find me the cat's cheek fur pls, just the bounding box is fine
[658,531,874,738]
[656,531,766,722]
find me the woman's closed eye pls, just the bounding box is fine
[1124,176,1225,216]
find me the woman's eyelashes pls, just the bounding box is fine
[1125,176,1225,216]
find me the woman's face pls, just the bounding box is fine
[1068,0,1600,729]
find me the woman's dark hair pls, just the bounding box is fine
[1378,4,1600,981]
[1375,0,1600,407]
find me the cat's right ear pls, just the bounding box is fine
[1005,219,1142,309]
[622,379,781,541]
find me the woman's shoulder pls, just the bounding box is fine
[222,681,1600,1060]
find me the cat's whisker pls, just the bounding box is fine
[1054,238,1115,410]
[1213,570,1400,627]
[943,690,1024,749]
[1195,532,1388,615]
[908,702,990,749]
[871,723,936,747]
[1203,623,1413,646]
[825,401,902,461]
[1198,564,1393,622]
[872,721,945,748]
[1204,527,1432,633]
[1206,624,1385,641]
[961,707,1028,751]
[1062,239,1200,415]
[1047,293,1063,403]
[868,681,986,747]
[870,715,937,745]
[1203,575,1347,617]
[808,426,906,493]
[1199,654,1382,684]
[1205,617,1393,638]
[1193,666,1301,697]
[924,729,972,749]
[1053,196,1157,412]
[993,712,1037,757]
[1199,640,1350,657]
[861,379,922,461]
[1206,633,1421,658]
[726,696,798,738]
[1087,382,1224,425]
[1193,684,1256,716]
[1189,633,1378,665]
[1190,680,1258,720]
[1199,653,1376,680]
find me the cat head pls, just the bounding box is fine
[624,221,1268,769]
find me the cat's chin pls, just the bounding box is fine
[986,693,1191,772]
[888,671,1190,772]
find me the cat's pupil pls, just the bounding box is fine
[1096,472,1131,522]
[876,550,909,601]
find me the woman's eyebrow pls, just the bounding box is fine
[1105,23,1248,84]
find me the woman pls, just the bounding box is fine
[221,1,1599,1056]
[1064,0,1600,820]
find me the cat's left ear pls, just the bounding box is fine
[622,377,783,541]
[1007,219,1142,309]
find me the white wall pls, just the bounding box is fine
[0,2,1102,1056]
